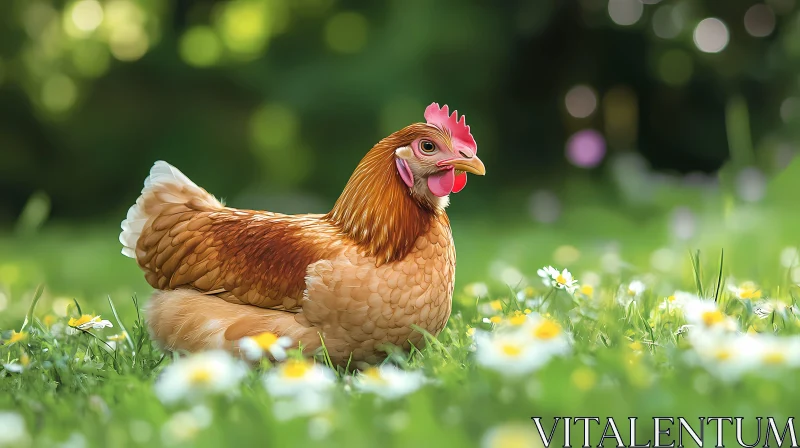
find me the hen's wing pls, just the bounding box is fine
[120,161,344,310]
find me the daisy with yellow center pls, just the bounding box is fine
[154,350,248,404]
[749,336,800,368]
[683,298,738,333]
[353,364,427,400]
[658,291,696,312]
[728,281,762,300]
[686,333,756,382]
[239,331,293,362]
[262,359,336,421]
[474,330,546,376]
[263,359,335,397]
[524,313,571,357]
[68,314,113,331]
[537,266,579,294]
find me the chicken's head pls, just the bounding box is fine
[394,103,485,208]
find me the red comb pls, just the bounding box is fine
[424,103,477,154]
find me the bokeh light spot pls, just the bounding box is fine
[180,26,223,68]
[216,1,271,58]
[780,97,800,123]
[650,248,678,272]
[603,86,638,147]
[608,0,644,26]
[528,190,561,224]
[324,12,368,54]
[670,207,696,240]
[71,40,111,78]
[652,5,683,39]
[554,245,581,266]
[693,18,729,53]
[744,4,776,37]
[109,23,149,61]
[566,129,606,168]
[565,85,597,118]
[71,0,104,33]
[41,74,78,113]
[658,49,693,86]
[736,167,767,203]
[250,103,298,149]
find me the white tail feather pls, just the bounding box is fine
[119,161,222,259]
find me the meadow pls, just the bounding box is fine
[2,159,800,448]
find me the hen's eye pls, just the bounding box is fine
[420,140,437,154]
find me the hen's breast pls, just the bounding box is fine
[300,215,456,363]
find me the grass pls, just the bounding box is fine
[3,162,800,447]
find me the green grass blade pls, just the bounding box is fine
[20,283,45,333]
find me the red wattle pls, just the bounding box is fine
[452,172,467,193]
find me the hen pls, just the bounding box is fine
[120,103,485,364]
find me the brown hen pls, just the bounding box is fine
[120,103,485,365]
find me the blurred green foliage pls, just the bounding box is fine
[1,0,800,224]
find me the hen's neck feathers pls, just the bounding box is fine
[325,124,447,264]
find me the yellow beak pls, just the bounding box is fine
[441,155,486,176]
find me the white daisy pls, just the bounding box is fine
[748,335,800,368]
[353,365,427,400]
[239,332,293,361]
[686,333,757,382]
[658,291,697,312]
[753,298,793,319]
[68,315,113,331]
[263,359,336,421]
[524,314,571,356]
[154,351,248,404]
[474,330,550,376]
[618,280,646,306]
[682,298,738,333]
[262,359,336,398]
[728,281,762,300]
[537,266,578,294]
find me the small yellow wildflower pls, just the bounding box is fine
[629,341,643,351]
[489,300,503,312]
[489,316,502,324]
[6,331,27,345]
[43,315,57,327]
[579,284,594,297]
[107,331,128,342]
